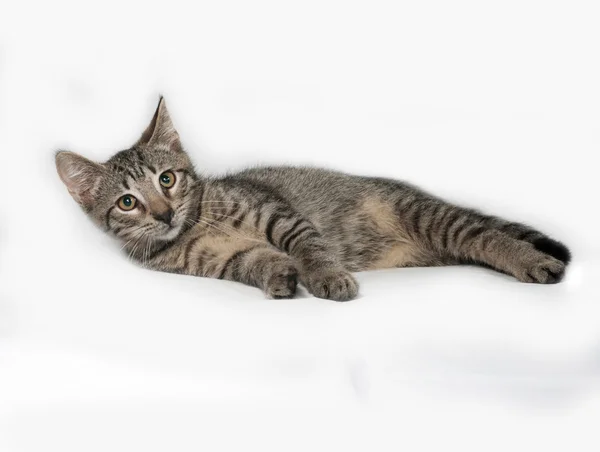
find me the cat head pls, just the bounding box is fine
[56,98,199,245]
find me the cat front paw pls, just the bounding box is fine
[264,262,298,299]
[303,269,359,302]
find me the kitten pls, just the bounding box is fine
[55,98,571,301]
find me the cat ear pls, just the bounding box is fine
[135,96,182,152]
[55,151,105,209]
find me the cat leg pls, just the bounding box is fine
[215,246,299,299]
[395,196,568,283]
[172,233,299,299]
[258,204,359,301]
[451,227,566,283]
[482,219,571,264]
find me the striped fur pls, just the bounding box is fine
[55,98,571,301]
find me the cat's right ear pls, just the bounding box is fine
[55,151,105,209]
[134,96,182,152]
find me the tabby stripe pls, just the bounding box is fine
[440,210,461,250]
[105,206,115,230]
[217,248,254,280]
[399,196,418,211]
[196,187,204,223]
[197,251,208,275]
[184,237,200,269]
[122,180,130,190]
[214,204,227,221]
[254,211,262,229]
[448,217,470,249]
[232,211,247,229]
[431,206,453,249]
[426,203,443,245]
[228,203,240,219]
[457,225,486,249]
[409,201,424,240]
[481,232,496,251]
[397,197,417,222]
[147,240,175,260]
[126,170,136,180]
[288,230,320,253]
[147,164,157,174]
[396,197,415,231]
[485,216,502,229]
[278,219,304,249]
[282,225,312,253]
[265,213,288,246]
[394,197,415,240]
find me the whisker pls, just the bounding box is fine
[120,228,147,251]
[124,227,151,262]
[199,200,245,204]
[185,217,265,246]
[176,197,197,209]
[201,211,258,231]
[184,218,240,240]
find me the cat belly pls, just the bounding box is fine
[366,241,420,270]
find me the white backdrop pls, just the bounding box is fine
[1,1,599,451]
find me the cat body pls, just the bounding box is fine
[55,98,571,301]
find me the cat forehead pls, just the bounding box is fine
[108,147,159,166]
[106,146,185,171]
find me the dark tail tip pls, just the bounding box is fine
[533,237,572,264]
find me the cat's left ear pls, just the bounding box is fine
[135,96,182,152]
[55,151,105,210]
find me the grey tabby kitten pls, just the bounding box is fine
[55,98,571,301]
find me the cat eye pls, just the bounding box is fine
[159,171,176,188]
[118,195,137,211]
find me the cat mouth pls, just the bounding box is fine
[157,222,184,241]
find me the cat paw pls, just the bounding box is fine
[517,254,566,284]
[303,269,359,301]
[264,263,298,299]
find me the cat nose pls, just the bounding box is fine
[153,208,174,225]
